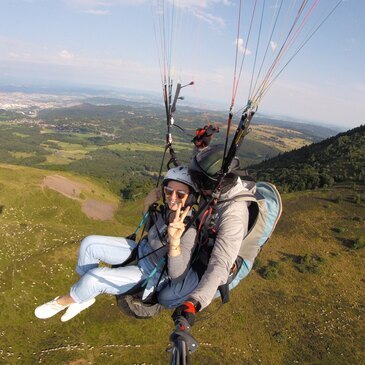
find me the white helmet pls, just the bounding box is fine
[163,166,198,193]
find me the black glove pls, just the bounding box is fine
[172,300,201,326]
[192,124,219,148]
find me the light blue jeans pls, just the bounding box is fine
[70,235,146,303]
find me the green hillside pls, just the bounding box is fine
[0,107,281,197]
[251,125,365,192]
[0,109,24,121]
[0,164,364,364]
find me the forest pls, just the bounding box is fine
[251,125,365,192]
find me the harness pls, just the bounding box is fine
[114,204,170,304]
[116,203,197,308]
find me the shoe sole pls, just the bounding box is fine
[60,298,96,322]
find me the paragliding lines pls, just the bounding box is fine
[230,0,243,111]
[224,0,343,115]
[253,0,343,105]
[221,0,342,182]
[247,0,267,103]
[232,0,258,110]
[152,0,198,182]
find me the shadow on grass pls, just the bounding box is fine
[336,236,357,249]
[278,251,325,274]
[313,197,335,203]
[258,260,281,280]
[331,227,346,234]
[336,236,365,250]
[278,251,302,263]
[313,196,360,205]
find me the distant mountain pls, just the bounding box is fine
[251,124,365,192]
[0,109,24,120]
[37,99,338,144]
[252,114,341,142]
[38,102,136,120]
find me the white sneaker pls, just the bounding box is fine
[60,298,96,322]
[34,296,69,319]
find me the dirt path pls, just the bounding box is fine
[41,175,117,221]
[81,199,116,221]
[41,175,85,199]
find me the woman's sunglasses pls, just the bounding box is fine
[164,186,188,200]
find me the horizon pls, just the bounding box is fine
[0,81,347,132]
[1,0,364,129]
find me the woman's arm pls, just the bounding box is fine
[167,204,190,257]
[167,227,196,282]
[167,204,196,281]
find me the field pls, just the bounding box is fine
[250,124,311,151]
[0,164,364,364]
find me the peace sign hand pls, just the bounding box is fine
[167,203,190,245]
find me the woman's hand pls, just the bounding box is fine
[167,204,190,256]
[143,187,161,214]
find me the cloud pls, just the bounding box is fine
[65,0,228,27]
[235,38,251,55]
[8,52,19,58]
[259,77,364,127]
[64,0,148,14]
[59,50,75,60]
[84,8,110,15]
[172,0,228,27]
[0,36,26,48]
[270,41,277,51]
[191,9,225,27]
[353,82,365,93]
[0,36,39,61]
[167,0,232,9]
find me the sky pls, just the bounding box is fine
[0,0,364,129]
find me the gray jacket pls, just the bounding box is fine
[139,212,197,281]
[190,178,249,310]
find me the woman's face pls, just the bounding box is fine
[164,180,190,211]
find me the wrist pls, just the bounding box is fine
[169,246,181,253]
[185,299,201,312]
[169,239,180,246]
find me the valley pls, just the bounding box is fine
[0,93,363,364]
[0,164,363,364]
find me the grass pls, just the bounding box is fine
[12,132,30,138]
[38,139,191,166]
[106,142,165,152]
[294,253,325,274]
[250,124,310,152]
[0,166,364,364]
[8,151,37,159]
[40,140,98,165]
[349,237,365,250]
[259,260,281,279]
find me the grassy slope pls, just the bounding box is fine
[0,165,364,364]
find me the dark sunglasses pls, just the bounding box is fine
[164,186,188,200]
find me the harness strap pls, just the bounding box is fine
[126,211,150,242]
[217,284,230,304]
[218,256,244,304]
[141,257,166,287]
